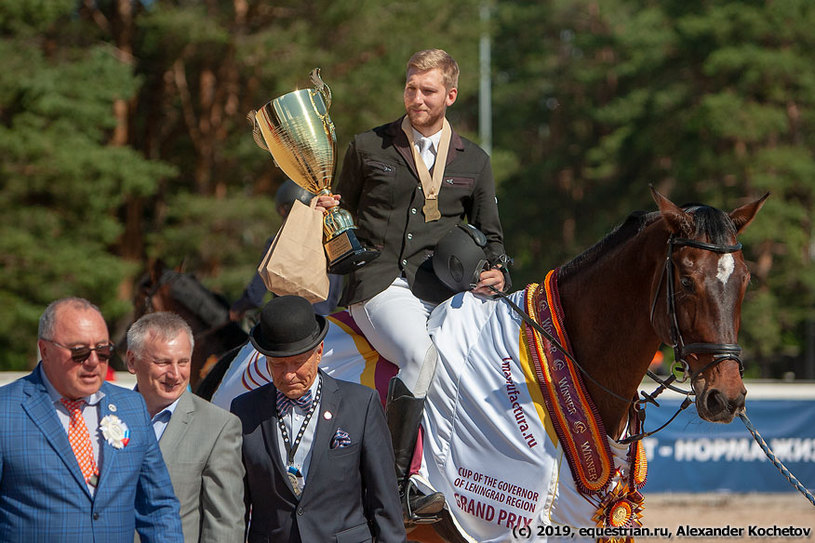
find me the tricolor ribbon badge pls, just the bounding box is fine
[100,414,130,449]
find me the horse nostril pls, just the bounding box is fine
[704,389,729,415]
[732,390,746,411]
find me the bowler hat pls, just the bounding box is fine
[250,296,328,357]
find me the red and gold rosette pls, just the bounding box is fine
[592,478,645,543]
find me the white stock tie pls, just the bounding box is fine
[417,137,435,170]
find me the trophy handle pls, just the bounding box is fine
[308,68,337,154]
[247,110,269,152]
[309,68,332,110]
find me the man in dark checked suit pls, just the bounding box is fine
[231,295,405,543]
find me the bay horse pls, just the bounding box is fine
[208,188,767,542]
[133,260,248,390]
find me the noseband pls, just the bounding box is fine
[649,235,744,387]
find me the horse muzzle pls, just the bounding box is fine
[692,358,747,423]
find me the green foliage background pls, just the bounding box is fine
[1,0,812,377]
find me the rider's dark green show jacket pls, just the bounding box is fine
[335,116,509,306]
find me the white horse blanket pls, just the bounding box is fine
[212,290,633,542]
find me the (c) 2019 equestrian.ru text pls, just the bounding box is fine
[511,524,812,539]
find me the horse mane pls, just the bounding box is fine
[559,210,658,279]
[559,204,737,280]
[169,273,230,329]
[136,266,230,330]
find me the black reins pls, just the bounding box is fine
[493,232,746,445]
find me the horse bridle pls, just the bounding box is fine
[141,269,177,313]
[608,235,746,444]
[649,235,745,385]
[493,232,746,444]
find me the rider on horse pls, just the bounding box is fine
[316,49,513,523]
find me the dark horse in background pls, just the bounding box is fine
[132,260,248,390]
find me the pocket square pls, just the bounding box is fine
[330,428,352,449]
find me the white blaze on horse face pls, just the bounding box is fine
[717,253,735,286]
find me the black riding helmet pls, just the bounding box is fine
[275,179,316,218]
[432,224,490,293]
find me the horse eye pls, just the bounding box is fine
[680,277,694,290]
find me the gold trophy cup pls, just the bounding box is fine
[250,69,378,275]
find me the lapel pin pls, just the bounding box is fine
[324,411,333,420]
[108,403,117,412]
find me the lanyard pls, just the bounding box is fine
[401,116,452,222]
[276,378,322,467]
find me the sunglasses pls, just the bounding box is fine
[44,339,115,363]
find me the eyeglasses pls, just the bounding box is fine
[43,339,115,363]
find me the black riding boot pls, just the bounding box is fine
[385,377,446,523]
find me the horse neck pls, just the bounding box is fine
[556,222,667,439]
[176,306,211,336]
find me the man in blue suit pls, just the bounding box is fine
[0,297,183,542]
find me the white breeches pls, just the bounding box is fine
[349,277,438,397]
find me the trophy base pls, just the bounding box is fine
[329,249,381,275]
[325,231,380,275]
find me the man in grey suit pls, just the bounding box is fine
[127,312,244,543]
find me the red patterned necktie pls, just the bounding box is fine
[60,398,99,485]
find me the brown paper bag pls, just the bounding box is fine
[258,198,329,303]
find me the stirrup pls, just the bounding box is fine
[403,478,445,525]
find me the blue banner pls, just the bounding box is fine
[641,399,815,493]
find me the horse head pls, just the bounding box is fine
[131,259,247,389]
[650,187,768,423]
[133,259,176,318]
[134,259,231,331]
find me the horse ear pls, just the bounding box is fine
[176,258,186,274]
[650,185,693,236]
[149,259,165,286]
[730,192,769,234]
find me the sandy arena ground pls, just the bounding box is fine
[641,493,814,542]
